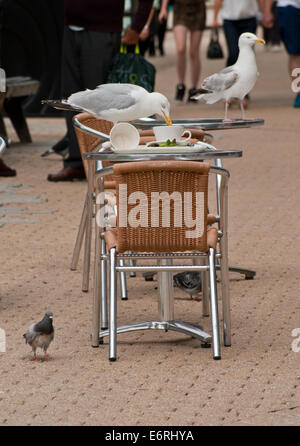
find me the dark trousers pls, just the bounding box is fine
[61,27,120,169]
[263,2,281,45]
[223,17,257,67]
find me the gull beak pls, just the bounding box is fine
[162,112,172,126]
[256,38,265,44]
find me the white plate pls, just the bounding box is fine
[109,142,211,153]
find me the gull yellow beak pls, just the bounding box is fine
[256,38,265,44]
[163,112,172,126]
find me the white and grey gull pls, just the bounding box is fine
[192,33,265,120]
[43,83,172,125]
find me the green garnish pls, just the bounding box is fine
[159,138,181,147]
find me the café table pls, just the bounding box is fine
[77,117,264,295]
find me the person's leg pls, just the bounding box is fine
[173,25,188,101]
[48,27,86,180]
[189,30,203,89]
[64,30,120,171]
[223,20,240,67]
[277,5,300,106]
[187,30,203,102]
[173,25,188,84]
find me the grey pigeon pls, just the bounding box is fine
[173,272,202,299]
[23,311,54,360]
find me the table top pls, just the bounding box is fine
[131,118,264,131]
[83,147,243,162]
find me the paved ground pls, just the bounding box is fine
[1,29,300,426]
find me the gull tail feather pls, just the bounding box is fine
[41,99,83,112]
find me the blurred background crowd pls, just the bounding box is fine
[0,0,299,179]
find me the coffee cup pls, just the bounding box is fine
[152,125,191,143]
[110,122,140,152]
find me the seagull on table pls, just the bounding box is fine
[43,83,172,125]
[192,33,265,121]
[23,311,54,361]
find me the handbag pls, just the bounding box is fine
[207,28,224,59]
[106,44,156,92]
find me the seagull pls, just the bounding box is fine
[23,311,54,361]
[43,83,172,125]
[192,33,265,121]
[173,272,202,300]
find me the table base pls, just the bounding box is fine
[98,320,212,345]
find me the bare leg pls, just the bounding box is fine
[189,30,203,88]
[173,25,188,85]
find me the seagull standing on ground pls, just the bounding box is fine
[23,311,54,361]
[43,83,172,125]
[192,33,265,121]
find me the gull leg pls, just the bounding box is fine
[223,100,232,123]
[240,99,246,120]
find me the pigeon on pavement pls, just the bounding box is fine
[23,311,54,360]
[173,272,202,299]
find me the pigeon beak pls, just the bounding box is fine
[163,112,172,126]
[255,38,265,44]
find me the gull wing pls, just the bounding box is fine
[201,68,239,93]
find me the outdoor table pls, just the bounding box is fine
[131,117,264,131]
[83,145,242,346]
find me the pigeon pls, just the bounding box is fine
[173,272,202,299]
[23,311,54,360]
[42,83,172,126]
[192,33,265,120]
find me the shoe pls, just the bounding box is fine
[175,84,186,102]
[294,93,300,108]
[187,88,199,104]
[0,158,16,177]
[47,167,86,182]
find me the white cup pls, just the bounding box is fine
[110,122,140,152]
[152,125,191,143]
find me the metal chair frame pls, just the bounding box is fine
[93,163,230,361]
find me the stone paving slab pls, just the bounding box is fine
[0,30,299,427]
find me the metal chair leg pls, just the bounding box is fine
[129,252,136,278]
[208,248,221,360]
[109,248,117,361]
[91,229,101,347]
[119,260,128,300]
[202,257,210,317]
[82,163,94,292]
[100,237,108,330]
[71,194,88,271]
[219,233,231,347]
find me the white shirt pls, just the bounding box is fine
[277,0,300,8]
[221,0,260,20]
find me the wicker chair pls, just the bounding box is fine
[94,160,231,361]
[70,113,134,309]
